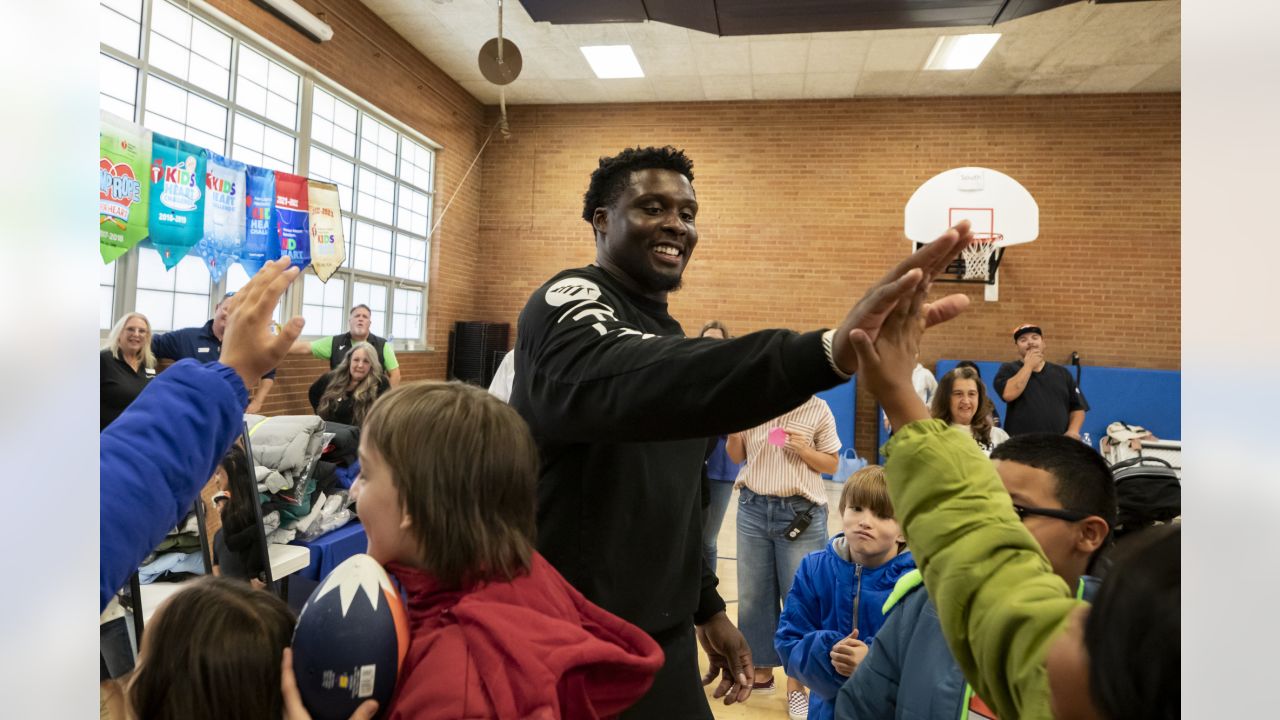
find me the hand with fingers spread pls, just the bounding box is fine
[281,648,380,720]
[697,611,755,705]
[846,266,937,433]
[828,222,973,377]
[220,257,306,392]
[830,629,869,677]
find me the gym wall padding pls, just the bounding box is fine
[816,377,857,477]
[878,360,1180,462]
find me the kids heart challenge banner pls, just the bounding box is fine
[98,112,351,280]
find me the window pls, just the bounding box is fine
[101,262,118,331]
[135,249,212,333]
[224,264,284,324]
[301,273,347,337]
[99,0,435,344]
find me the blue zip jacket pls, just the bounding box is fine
[100,360,247,611]
[835,571,1099,720]
[775,534,916,720]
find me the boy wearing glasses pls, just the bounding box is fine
[836,433,1115,720]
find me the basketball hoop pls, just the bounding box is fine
[960,233,1003,281]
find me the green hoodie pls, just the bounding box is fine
[884,420,1085,720]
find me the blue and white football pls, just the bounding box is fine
[291,554,409,719]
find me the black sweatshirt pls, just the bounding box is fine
[511,265,843,636]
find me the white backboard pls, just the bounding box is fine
[905,167,1038,246]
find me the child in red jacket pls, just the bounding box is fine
[348,380,663,719]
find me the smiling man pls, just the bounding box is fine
[509,146,974,718]
[994,324,1088,438]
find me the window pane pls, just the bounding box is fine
[187,54,229,98]
[396,186,429,235]
[312,87,356,155]
[173,254,212,293]
[173,293,211,329]
[148,33,190,80]
[238,46,269,85]
[399,137,433,190]
[352,221,392,275]
[309,148,354,212]
[359,115,397,174]
[237,78,267,117]
[352,280,387,334]
[150,1,191,43]
[357,168,395,226]
[101,284,116,330]
[394,234,427,282]
[100,4,141,57]
[190,20,232,68]
[99,54,137,119]
[226,264,283,323]
[136,289,176,332]
[143,75,228,147]
[392,288,423,341]
[301,272,347,336]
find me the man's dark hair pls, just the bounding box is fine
[955,360,982,377]
[350,304,371,316]
[990,433,1118,531]
[581,146,695,223]
[1084,524,1179,719]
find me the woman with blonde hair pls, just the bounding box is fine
[100,312,156,429]
[308,341,389,427]
[930,366,1009,455]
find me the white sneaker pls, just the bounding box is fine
[787,690,808,720]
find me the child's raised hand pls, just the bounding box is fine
[830,629,868,677]
[848,271,957,432]
[281,648,379,720]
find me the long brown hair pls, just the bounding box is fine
[363,381,538,589]
[317,341,384,424]
[931,366,996,447]
[127,577,295,720]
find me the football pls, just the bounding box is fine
[291,554,409,719]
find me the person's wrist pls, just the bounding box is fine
[822,330,853,380]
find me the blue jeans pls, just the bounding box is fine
[701,481,735,575]
[735,487,829,668]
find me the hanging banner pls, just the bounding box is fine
[274,171,311,269]
[307,180,345,282]
[195,152,247,282]
[99,112,152,264]
[148,133,207,269]
[242,165,278,275]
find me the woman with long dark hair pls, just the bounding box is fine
[931,366,1009,455]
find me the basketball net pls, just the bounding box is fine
[960,234,1002,280]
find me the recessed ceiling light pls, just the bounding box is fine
[923,33,1001,71]
[580,45,645,79]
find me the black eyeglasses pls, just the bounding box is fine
[1012,505,1093,523]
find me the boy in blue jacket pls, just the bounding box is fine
[775,465,916,720]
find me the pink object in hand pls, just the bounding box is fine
[768,427,788,447]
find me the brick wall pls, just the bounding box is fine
[474,94,1181,457]
[203,0,489,416]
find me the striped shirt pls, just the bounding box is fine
[734,395,841,504]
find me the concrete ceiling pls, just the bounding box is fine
[358,0,1180,104]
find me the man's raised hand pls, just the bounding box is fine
[219,257,305,392]
[829,222,973,377]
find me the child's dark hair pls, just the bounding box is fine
[363,381,538,589]
[217,442,258,539]
[990,434,1118,534]
[129,577,295,720]
[581,146,695,223]
[1084,524,1179,719]
[699,320,730,338]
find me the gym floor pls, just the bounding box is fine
[697,481,847,719]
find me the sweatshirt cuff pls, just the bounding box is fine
[693,583,727,625]
[783,329,848,395]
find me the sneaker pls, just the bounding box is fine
[751,677,776,693]
[787,690,809,720]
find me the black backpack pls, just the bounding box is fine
[1110,456,1181,539]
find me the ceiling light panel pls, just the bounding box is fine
[580,45,645,79]
[923,33,1001,71]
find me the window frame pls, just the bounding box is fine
[99,0,437,347]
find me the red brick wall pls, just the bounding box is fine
[201,0,489,415]
[474,94,1181,457]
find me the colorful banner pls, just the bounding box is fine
[242,165,278,275]
[195,152,247,282]
[307,180,346,282]
[99,112,151,264]
[148,133,207,269]
[275,171,311,269]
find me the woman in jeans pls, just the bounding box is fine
[728,395,840,720]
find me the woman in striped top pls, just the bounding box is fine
[727,395,841,718]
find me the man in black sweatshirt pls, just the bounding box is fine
[510,146,972,718]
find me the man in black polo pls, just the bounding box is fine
[289,304,400,386]
[151,292,277,413]
[993,324,1088,437]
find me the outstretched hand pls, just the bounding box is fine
[220,257,305,391]
[847,265,935,432]
[829,222,973,376]
[697,611,754,705]
[281,648,379,720]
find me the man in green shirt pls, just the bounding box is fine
[290,304,400,386]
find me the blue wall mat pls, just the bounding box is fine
[816,377,857,478]
[879,360,1180,463]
